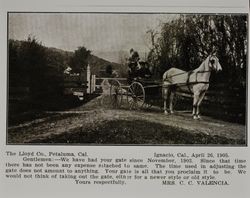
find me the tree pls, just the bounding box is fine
[9,36,68,98]
[18,36,48,96]
[70,46,91,73]
[105,64,113,76]
[148,14,247,88]
[9,40,19,73]
[146,29,161,78]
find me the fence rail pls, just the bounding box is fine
[174,87,246,123]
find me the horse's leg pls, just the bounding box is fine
[192,92,200,119]
[162,86,169,114]
[192,105,196,116]
[164,99,168,114]
[196,91,206,119]
[169,91,175,114]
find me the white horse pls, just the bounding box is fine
[162,55,222,119]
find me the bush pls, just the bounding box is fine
[9,37,68,97]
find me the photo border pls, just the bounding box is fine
[6,11,249,147]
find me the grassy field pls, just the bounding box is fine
[28,119,245,145]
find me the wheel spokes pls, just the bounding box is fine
[127,82,145,109]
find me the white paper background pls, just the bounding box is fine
[0,0,249,198]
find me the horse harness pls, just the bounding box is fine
[165,70,211,93]
[186,71,193,93]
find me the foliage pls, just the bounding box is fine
[147,14,247,88]
[69,46,91,73]
[9,36,68,98]
[105,64,113,76]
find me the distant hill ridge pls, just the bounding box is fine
[49,46,122,76]
[10,39,123,77]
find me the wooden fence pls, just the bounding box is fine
[174,85,246,123]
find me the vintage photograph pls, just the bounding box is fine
[7,13,247,145]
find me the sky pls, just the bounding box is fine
[8,13,176,63]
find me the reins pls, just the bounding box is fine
[163,70,211,92]
[166,70,211,79]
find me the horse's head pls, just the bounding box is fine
[207,55,222,72]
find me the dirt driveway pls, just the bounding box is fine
[8,95,246,145]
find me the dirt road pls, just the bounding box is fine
[8,95,246,145]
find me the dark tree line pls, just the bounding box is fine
[147,14,247,89]
[9,36,91,99]
[146,14,247,122]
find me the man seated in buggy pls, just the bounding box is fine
[127,48,152,83]
[137,61,152,79]
[127,48,140,81]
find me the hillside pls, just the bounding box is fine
[88,54,122,76]
[9,39,124,77]
[48,46,123,76]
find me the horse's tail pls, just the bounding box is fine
[162,71,168,81]
[162,70,173,84]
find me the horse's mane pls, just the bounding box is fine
[194,56,207,71]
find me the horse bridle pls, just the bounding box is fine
[208,55,218,71]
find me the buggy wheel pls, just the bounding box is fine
[109,79,122,108]
[127,82,145,110]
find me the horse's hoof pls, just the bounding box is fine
[170,111,174,114]
[193,115,201,120]
[164,111,169,115]
[193,115,198,120]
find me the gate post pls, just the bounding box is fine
[87,64,91,94]
[91,75,96,93]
